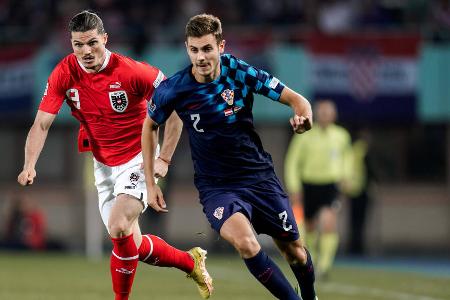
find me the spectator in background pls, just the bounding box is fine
[4,192,46,251]
[429,0,450,42]
[343,128,376,255]
[284,99,351,280]
[317,0,359,34]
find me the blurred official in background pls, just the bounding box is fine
[285,99,351,279]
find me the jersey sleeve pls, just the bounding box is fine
[224,54,285,101]
[132,61,165,101]
[38,63,69,114]
[147,81,176,125]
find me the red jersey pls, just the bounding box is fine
[39,50,164,166]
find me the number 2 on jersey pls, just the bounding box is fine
[190,113,204,132]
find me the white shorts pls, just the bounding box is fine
[94,149,159,228]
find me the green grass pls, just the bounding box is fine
[0,252,449,300]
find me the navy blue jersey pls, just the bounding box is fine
[148,54,285,190]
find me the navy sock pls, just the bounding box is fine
[244,250,299,300]
[290,248,316,300]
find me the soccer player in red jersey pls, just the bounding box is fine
[17,10,212,300]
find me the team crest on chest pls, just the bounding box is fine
[109,90,128,113]
[221,89,234,105]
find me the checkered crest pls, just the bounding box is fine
[221,89,234,105]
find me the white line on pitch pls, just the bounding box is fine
[321,282,446,300]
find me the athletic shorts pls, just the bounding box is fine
[302,183,339,220]
[199,175,299,242]
[94,150,159,228]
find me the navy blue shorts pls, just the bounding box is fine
[199,176,299,242]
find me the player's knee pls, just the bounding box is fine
[283,242,307,265]
[233,236,260,258]
[108,218,131,238]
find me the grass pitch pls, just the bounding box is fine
[0,252,449,300]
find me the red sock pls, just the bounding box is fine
[138,234,194,273]
[110,234,139,300]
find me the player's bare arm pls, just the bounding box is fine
[279,87,313,134]
[142,116,168,213]
[154,111,183,178]
[18,110,56,186]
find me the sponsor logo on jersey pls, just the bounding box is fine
[109,81,121,89]
[269,77,280,89]
[221,89,234,105]
[213,207,224,220]
[153,70,164,88]
[224,108,233,116]
[109,91,128,112]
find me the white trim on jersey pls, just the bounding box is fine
[153,70,165,88]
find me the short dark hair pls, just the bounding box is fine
[185,14,223,44]
[68,10,105,34]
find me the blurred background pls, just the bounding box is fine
[0,0,449,265]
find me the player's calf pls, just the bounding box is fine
[110,233,139,300]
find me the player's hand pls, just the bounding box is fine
[290,115,312,134]
[17,168,36,186]
[147,184,168,213]
[154,157,169,178]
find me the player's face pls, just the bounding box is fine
[186,34,225,83]
[71,29,108,73]
[315,101,337,127]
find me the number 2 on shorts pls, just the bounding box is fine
[278,210,293,231]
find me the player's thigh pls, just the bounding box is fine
[110,194,143,223]
[220,212,260,258]
[94,153,148,231]
[109,205,142,246]
[93,159,115,228]
[220,212,257,244]
[248,177,299,242]
[113,153,151,213]
[200,189,253,235]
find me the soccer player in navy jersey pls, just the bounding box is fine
[142,14,317,300]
